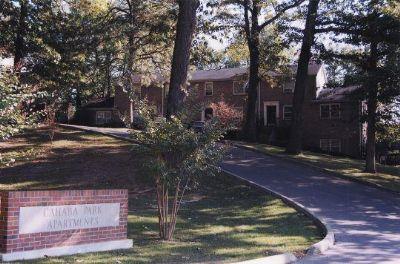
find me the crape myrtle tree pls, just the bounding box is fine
[132,102,226,241]
[315,0,400,172]
[212,0,306,141]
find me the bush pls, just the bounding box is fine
[131,103,226,240]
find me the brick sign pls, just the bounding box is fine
[0,190,132,261]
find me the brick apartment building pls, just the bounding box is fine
[93,63,365,158]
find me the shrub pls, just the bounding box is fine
[131,103,226,240]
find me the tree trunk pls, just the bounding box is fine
[365,40,378,173]
[166,0,199,118]
[286,0,320,154]
[243,42,260,141]
[242,2,260,141]
[14,0,28,72]
[126,34,136,97]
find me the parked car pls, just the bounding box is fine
[190,121,205,133]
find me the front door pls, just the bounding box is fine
[264,102,279,126]
[266,106,277,126]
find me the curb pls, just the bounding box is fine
[233,143,400,196]
[222,168,335,261]
[57,125,334,264]
[233,252,297,264]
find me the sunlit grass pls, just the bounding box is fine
[31,175,321,263]
[2,128,322,263]
[236,142,400,192]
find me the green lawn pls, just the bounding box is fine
[235,142,400,193]
[1,128,322,263]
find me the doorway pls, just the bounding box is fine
[264,102,279,126]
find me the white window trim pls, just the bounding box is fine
[263,101,279,126]
[96,111,112,125]
[319,139,341,152]
[233,80,246,95]
[205,82,213,96]
[282,81,295,93]
[320,103,341,119]
[283,105,293,120]
[320,104,331,119]
[330,103,341,119]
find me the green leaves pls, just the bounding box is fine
[131,103,226,190]
[0,71,44,140]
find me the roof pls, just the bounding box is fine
[132,63,324,83]
[189,67,248,82]
[83,97,115,109]
[316,85,362,102]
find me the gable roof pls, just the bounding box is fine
[190,63,323,82]
[316,85,362,102]
[132,63,324,84]
[189,67,248,82]
[83,97,115,109]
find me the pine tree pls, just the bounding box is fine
[316,0,400,172]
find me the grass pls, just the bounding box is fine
[234,141,400,193]
[1,128,322,263]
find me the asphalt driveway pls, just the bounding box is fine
[222,147,400,264]
[60,125,400,264]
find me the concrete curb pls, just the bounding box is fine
[57,125,334,264]
[233,143,400,196]
[222,168,335,261]
[233,252,297,264]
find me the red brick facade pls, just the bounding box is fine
[114,66,365,157]
[0,189,128,254]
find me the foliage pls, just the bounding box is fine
[0,0,175,114]
[209,101,243,129]
[0,71,43,140]
[210,0,306,140]
[131,102,226,240]
[316,0,400,172]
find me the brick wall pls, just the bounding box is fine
[0,189,128,254]
[303,101,362,157]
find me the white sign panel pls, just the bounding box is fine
[19,203,120,234]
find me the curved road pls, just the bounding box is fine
[60,125,400,263]
[222,147,400,264]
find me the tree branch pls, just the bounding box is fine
[260,0,305,29]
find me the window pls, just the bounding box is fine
[283,105,293,120]
[320,139,341,153]
[205,82,213,96]
[320,104,341,119]
[233,80,247,95]
[330,139,341,153]
[330,104,341,119]
[283,81,295,93]
[96,111,112,125]
[320,104,330,119]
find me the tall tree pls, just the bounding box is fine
[13,0,28,72]
[111,0,174,97]
[166,0,200,118]
[315,0,400,172]
[286,0,321,154]
[215,0,305,141]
